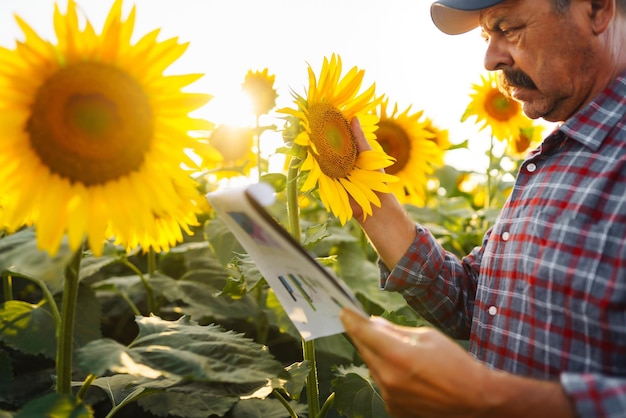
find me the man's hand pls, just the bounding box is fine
[349,117,417,268]
[339,309,577,418]
[340,308,492,417]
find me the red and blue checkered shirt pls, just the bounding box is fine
[381,71,626,417]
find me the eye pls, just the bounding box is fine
[500,25,522,41]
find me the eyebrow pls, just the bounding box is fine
[479,4,513,31]
[481,15,506,32]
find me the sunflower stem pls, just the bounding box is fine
[286,158,302,240]
[286,156,320,418]
[76,373,97,401]
[2,274,13,301]
[56,244,83,395]
[121,259,157,315]
[272,389,298,418]
[318,392,336,418]
[147,248,157,276]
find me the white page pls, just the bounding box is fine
[206,182,367,340]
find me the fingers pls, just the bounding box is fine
[351,117,373,153]
[340,309,407,355]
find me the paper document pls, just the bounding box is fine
[206,182,367,340]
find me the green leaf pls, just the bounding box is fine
[90,375,169,412]
[77,315,288,384]
[225,397,307,418]
[0,228,73,293]
[78,253,119,281]
[259,173,287,193]
[332,372,389,418]
[313,333,357,364]
[136,383,238,418]
[232,253,264,290]
[0,283,103,360]
[15,393,92,418]
[301,222,331,249]
[335,244,408,312]
[0,301,56,358]
[149,275,261,323]
[277,361,309,400]
[205,218,245,266]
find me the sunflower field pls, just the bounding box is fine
[0,1,549,418]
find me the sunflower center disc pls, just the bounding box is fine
[27,61,153,185]
[308,103,357,178]
[485,89,520,121]
[375,120,411,175]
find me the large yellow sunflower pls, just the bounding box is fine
[373,99,447,206]
[0,0,221,256]
[279,54,397,225]
[242,68,278,117]
[208,124,257,179]
[462,72,531,142]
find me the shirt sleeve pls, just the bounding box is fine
[378,224,488,339]
[561,373,626,418]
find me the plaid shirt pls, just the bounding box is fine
[381,71,626,417]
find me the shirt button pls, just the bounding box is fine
[488,306,498,316]
[526,162,537,173]
[502,231,510,241]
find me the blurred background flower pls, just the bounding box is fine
[373,99,448,206]
[208,124,257,179]
[242,68,278,118]
[461,72,531,142]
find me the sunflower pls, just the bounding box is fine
[208,124,257,179]
[0,0,221,256]
[279,54,397,225]
[373,99,447,206]
[242,68,278,117]
[506,123,544,160]
[462,72,531,142]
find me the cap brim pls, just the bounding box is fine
[430,4,482,35]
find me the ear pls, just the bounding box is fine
[588,0,615,34]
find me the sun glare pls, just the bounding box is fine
[206,90,256,128]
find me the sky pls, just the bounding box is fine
[0,0,505,171]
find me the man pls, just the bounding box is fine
[339,0,626,416]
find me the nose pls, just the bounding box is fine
[483,37,513,71]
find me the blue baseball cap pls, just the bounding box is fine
[431,0,506,35]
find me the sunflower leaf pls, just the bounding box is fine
[332,372,390,418]
[226,397,308,418]
[136,382,238,418]
[0,300,57,359]
[77,315,289,384]
[259,173,287,193]
[0,228,73,293]
[90,374,170,412]
[335,243,407,312]
[205,218,245,266]
[14,393,92,418]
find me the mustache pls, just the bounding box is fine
[498,70,537,93]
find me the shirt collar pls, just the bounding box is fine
[558,70,626,151]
